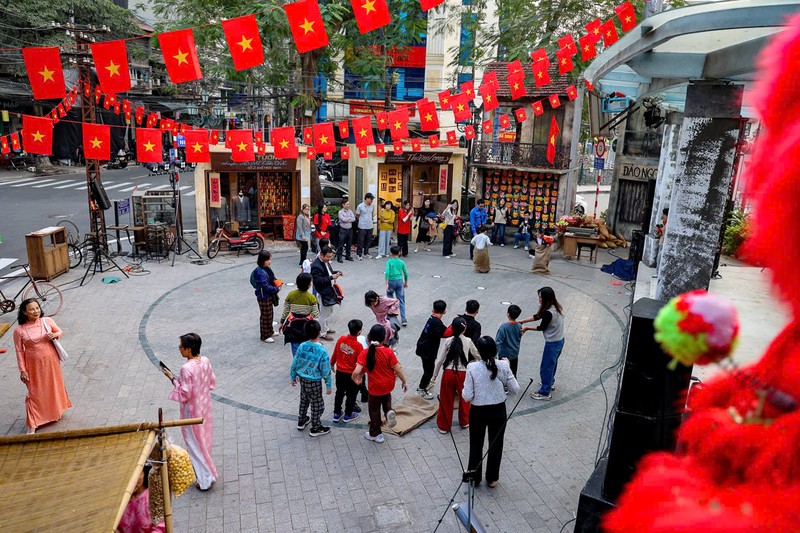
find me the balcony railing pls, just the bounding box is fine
[471,141,570,170]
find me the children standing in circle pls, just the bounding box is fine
[519,287,565,400]
[352,324,409,444]
[431,317,480,433]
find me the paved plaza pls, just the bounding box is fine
[0,240,631,532]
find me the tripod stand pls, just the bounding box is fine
[168,170,202,267]
[80,209,130,286]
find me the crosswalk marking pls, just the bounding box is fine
[13,178,56,187]
[103,182,133,190]
[184,190,196,196]
[0,177,36,186]
[34,179,77,188]
[75,185,87,190]
[119,183,150,192]
[55,181,83,189]
[178,185,192,191]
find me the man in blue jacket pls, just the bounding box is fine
[469,198,488,260]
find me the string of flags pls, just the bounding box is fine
[2,2,638,165]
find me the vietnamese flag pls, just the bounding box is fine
[546,116,560,164]
[375,143,385,156]
[450,92,472,122]
[255,131,263,144]
[22,47,65,100]
[313,122,336,153]
[481,71,499,91]
[222,15,265,71]
[499,114,511,129]
[586,18,602,43]
[482,120,493,134]
[549,94,561,109]
[438,89,452,111]
[392,141,403,154]
[137,128,163,163]
[514,107,527,123]
[530,48,549,65]
[285,0,329,54]
[307,147,317,160]
[411,138,421,152]
[376,112,389,130]
[566,85,578,101]
[303,127,313,144]
[532,62,551,88]
[419,0,444,11]
[388,108,409,140]
[532,101,544,116]
[556,47,575,75]
[446,130,458,146]
[211,130,221,144]
[508,71,527,100]
[22,115,54,155]
[91,40,131,94]
[616,2,637,32]
[585,79,595,91]
[341,146,350,159]
[184,130,210,163]
[465,125,475,140]
[94,86,103,104]
[580,34,598,62]
[10,133,21,151]
[158,28,203,84]
[460,80,475,101]
[428,135,440,148]
[600,19,620,47]
[480,84,499,111]
[352,116,374,147]
[257,142,267,155]
[1,136,9,155]
[506,60,524,77]
[350,0,391,34]
[338,120,349,138]
[418,100,439,131]
[229,130,255,162]
[323,151,333,160]
[135,106,145,125]
[358,146,368,158]
[82,123,111,161]
[558,34,578,56]
[271,126,299,159]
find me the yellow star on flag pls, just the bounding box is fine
[105,61,121,77]
[485,94,492,102]
[606,30,613,38]
[466,89,473,96]
[143,141,155,152]
[318,134,329,145]
[513,83,520,90]
[237,141,248,152]
[90,137,102,149]
[593,27,600,35]
[192,142,203,153]
[32,131,45,142]
[424,113,433,122]
[584,45,591,53]
[300,18,315,35]
[550,135,556,144]
[537,71,543,79]
[358,128,367,138]
[457,103,465,112]
[173,49,189,66]
[561,58,567,66]
[39,66,55,83]
[442,97,449,105]
[237,35,253,52]
[362,0,376,14]
[625,16,632,23]
[393,121,402,130]
[279,139,289,149]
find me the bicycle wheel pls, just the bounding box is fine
[67,243,82,269]
[245,236,265,255]
[24,281,64,317]
[459,223,472,242]
[57,220,81,246]
[207,239,221,259]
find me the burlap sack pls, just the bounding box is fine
[531,244,551,274]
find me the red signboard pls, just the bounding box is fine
[499,131,517,143]
[387,46,426,68]
[209,174,221,207]
[349,101,416,117]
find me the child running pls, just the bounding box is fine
[385,245,409,326]
[352,324,408,444]
[415,299,448,400]
[330,320,364,423]
[495,304,525,377]
[290,320,332,437]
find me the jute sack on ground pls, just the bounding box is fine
[531,244,551,274]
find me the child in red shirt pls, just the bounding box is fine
[397,200,413,257]
[330,319,364,423]
[352,324,408,444]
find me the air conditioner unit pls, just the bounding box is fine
[602,97,633,113]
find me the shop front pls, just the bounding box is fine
[347,146,468,231]
[193,145,312,252]
[480,168,566,232]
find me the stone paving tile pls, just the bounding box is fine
[0,244,628,531]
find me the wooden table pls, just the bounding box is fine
[563,234,601,263]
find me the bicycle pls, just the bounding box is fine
[0,264,64,317]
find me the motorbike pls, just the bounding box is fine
[316,156,333,181]
[207,222,266,258]
[105,150,130,170]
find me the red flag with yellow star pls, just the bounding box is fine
[313,122,335,153]
[507,71,527,100]
[303,127,313,145]
[341,146,350,159]
[306,147,317,160]
[616,2,637,32]
[82,123,111,161]
[350,0,391,34]
[480,83,499,111]
[428,135,440,148]
[388,108,409,140]
[465,125,475,140]
[22,115,54,155]
[375,143,385,156]
[338,120,349,138]
[158,29,203,84]
[222,15,265,71]
[446,130,458,146]
[601,19,619,47]
[556,47,575,75]
[22,47,65,100]
[579,33,598,62]
[532,101,544,116]
[549,94,561,109]
[91,40,131,94]
[438,89,452,111]
[532,62,551,88]
[514,107,527,123]
[352,116,374,147]
[376,112,389,130]
[10,133,21,151]
[411,138,421,152]
[558,34,578,56]
[1,136,9,155]
[229,130,255,162]
[183,129,210,163]
[285,0,329,54]
[546,116,560,164]
[530,48,549,65]
[392,141,403,154]
[507,60,524,77]
[460,80,475,101]
[211,130,221,144]
[585,18,602,43]
[270,126,299,159]
[136,128,162,163]
[418,100,439,131]
[358,146,368,158]
[566,85,578,101]
[450,92,472,122]
[481,71,499,91]
[482,120,493,134]
[499,114,511,129]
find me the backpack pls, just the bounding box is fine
[250,268,259,289]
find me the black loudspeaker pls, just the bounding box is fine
[628,230,644,264]
[575,459,615,532]
[90,179,112,210]
[601,298,692,501]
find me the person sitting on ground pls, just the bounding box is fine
[513,211,534,251]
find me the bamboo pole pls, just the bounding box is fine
[0,418,203,445]
[112,430,158,531]
[159,408,174,533]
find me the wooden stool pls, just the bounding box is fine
[577,242,597,262]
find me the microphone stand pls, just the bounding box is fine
[168,169,202,267]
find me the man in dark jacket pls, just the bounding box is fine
[415,299,447,400]
[312,246,343,341]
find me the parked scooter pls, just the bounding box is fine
[206,222,266,258]
[316,156,333,181]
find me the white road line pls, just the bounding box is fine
[102,182,133,190]
[178,185,192,191]
[74,185,87,190]
[184,190,196,196]
[0,177,37,186]
[119,183,150,192]
[12,178,56,187]
[34,180,77,188]
[55,181,83,189]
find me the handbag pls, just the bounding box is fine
[43,319,68,362]
[419,219,430,232]
[271,292,280,306]
[333,283,344,303]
